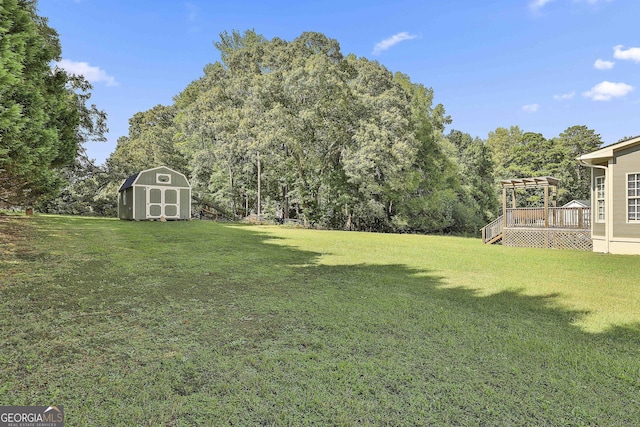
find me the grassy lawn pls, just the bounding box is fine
[1,215,639,426]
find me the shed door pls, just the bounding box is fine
[146,187,180,219]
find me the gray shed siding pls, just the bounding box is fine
[180,188,190,218]
[118,187,134,219]
[135,167,190,188]
[118,166,191,220]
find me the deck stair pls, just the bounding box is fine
[481,215,503,244]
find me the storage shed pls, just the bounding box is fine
[118,166,191,220]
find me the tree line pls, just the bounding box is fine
[3,19,603,234]
[0,0,106,208]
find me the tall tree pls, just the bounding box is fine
[446,130,498,226]
[0,0,106,207]
[486,125,603,209]
[115,29,486,233]
[554,125,602,204]
[107,104,187,178]
[486,126,523,181]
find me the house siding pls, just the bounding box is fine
[612,145,640,239]
[592,168,606,237]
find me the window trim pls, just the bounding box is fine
[627,172,640,223]
[595,175,605,223]
[156,173,172,185]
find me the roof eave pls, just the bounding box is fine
[578,135,640,164]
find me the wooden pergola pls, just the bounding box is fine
[482,176,591,249]
[500,176,559,228]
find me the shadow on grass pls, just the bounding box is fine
[2,216,639,425]
[224,224,640,336]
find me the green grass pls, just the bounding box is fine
[1,215,639,426]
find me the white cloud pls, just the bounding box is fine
[574,0,613,4]
[613,45,640,63]
[530,0,555,11]
[594,59,614,70]
[554,91,575,100]
[372,32,417,55]
[583,81,633,101]
[54,59,118,86]
[531,0,611,11]
[522,104,540,112]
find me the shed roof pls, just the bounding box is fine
[500,176,560,189]
[562,199,590,208]
[117,166,190,192]
[118,172,140,192]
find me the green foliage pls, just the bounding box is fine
[553,125,603,204]
[36,148,116,216]
[156,30,468,232]
[106,104,188,178]
[0,0,106,207]
[446,130,499,229]
[486,125,524,182]
[487,125,602,208]
[102,28,605,232]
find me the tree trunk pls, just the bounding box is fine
[228,162,236,215]
[257,151,261,216]
[283,185,289,219]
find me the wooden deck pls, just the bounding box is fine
[482,207,591,250]
[505,207,590,230]
[483,177,593,250]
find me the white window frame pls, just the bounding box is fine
[627,172,640,223]
[595,176,605,223]
[156,173,172,184]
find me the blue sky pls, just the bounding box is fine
[38,0,640,165]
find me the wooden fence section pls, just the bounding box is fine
[505,207,590,229]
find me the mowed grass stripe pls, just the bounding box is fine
[1,215,639,426]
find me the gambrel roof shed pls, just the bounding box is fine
[117,166,191,220]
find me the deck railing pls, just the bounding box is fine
[481,215,504,244]
[505,207,590,229]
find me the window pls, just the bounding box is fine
[122,191,127,205]
[628,173,640,222]
[156,173,171,184]
[596,176,605,222]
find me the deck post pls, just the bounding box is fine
[502,187,507,227]
[578,207,583,229]
[544,186,549,228]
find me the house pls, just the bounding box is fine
[118,166,191,220]
[578,135,640,255]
